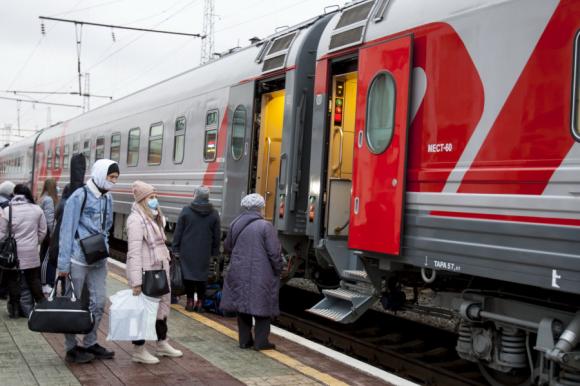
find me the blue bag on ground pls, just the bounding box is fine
[203,283,235,316]
[107,289,159,341]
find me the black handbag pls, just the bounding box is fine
[28,277,94,334]
[0,203,18,270]
[142,264,170,297]
[170,254,185,296]
[77,188,109,265]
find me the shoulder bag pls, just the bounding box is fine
[0,203,18,270]
[77,188,109,264]
[28,277,94,334]
[142,260,170,297]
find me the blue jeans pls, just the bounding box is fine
[64,261,107,351]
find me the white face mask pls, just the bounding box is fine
[102,180,115,191]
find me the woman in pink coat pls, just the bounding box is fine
[125,180,182,364]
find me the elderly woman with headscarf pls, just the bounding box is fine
[126,180,183,364]
[221,193,283,350]
[57,159,119,364]
[172,185,221,312]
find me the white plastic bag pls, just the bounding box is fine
[107,289,160,341]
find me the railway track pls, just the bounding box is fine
[277,286,488,386]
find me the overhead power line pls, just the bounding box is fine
[5,90,113,100]
[0,96,82,108]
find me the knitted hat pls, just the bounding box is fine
[193,185,210,201]
[132,180,155,203]
[241,193,265,210]
[0,181,15,197]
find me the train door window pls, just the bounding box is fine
[95,137,105,161]
[73,142,79,155]
[54,145,61,169]
[110,133,121,162]
[83,140,90,164]
[366,72,395,154]
[127,128,140,167]
[231,106,246,160]
[572,31,580,140]
[173,117,186,164]
[47,148,52,169]
[204,110,219,162]
[63,144,70,169]
[148,122,163,165]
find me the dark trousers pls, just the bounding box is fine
[5,267,44,304]
[184,280,206,302]
[237,313,271,348]
[0,270,7,299]
[133,318,168,345]
[41,252,56,287]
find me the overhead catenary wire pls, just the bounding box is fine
[0,96,82,108]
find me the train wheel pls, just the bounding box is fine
[478,362,530,386]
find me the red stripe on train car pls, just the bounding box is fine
[430,210,580,227]
[458,0,580,195]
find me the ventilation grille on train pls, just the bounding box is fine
[260,32,297,73]
[329,0,374,52]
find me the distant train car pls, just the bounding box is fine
[305,0,580,383]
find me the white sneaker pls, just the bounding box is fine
[156,340,183,358]
[42,285,52,295]
[132,345,159,364]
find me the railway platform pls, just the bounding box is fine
[0,261,416,386]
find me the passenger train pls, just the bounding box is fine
[2,0,580,383]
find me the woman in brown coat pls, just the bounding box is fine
[126,180,182,364]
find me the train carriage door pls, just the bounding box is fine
[256,89,285,221]
[222,82,254,227]
[348,35,413,255]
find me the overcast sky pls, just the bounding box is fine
[0,0,343,143]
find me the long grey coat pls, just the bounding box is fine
[172,201,220,281]
[220,210,283,317]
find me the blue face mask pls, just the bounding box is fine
[147,198,159,210]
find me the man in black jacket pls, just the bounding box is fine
[172,186,220,312]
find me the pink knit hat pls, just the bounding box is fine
[132,180,155,203]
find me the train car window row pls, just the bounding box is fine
[572,30,580,140]
[173,117,186,164]
[73,142,79,155]
[83,140,90,165]
[95,137,105,161]
[47,148,52,169]
[366,72,396,154]
[231,105,246,161]
[204,110,219,162]
[127,127,140,167]
[110,133,121,163]
[148,122,164,165]
[54,145,61,169]
[0,156,24,174]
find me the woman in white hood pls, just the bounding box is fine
[57,159,119,364]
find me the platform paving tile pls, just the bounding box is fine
[105,274,323,385]
[0,300,80,386]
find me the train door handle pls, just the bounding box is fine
[354,197,360,214]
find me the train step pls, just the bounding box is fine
[307,286,376,323]
[341,270,371,283]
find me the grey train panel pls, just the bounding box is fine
[401,210,580,294]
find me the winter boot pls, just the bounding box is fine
[185,298,194,312]
[132,345,159,364]
[195,300,204,313]
[156,340,183,358]
[7,301,17,319]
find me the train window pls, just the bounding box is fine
[366,72,395,154]
[63,144,70,169]
[73,142,79,155]
[110,133,121,162]
[573,31,580,140]
[54,145,61,169]
[127,128,140,167]
[47,148,52,169]
[148,122,163,165]
[204,110,219,162]
[173,117,186,164]
[83,140,90,164]
[95,137,105,161]
[231,106,246,160]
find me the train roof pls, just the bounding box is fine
[34,13,333,143]
[316,0,514,59]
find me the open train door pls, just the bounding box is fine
[222,82,254,227]
[348,35,413,255]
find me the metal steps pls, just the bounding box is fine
[307,269,377,323]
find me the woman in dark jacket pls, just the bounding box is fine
[221,193,283,350]
[172,186,220,312]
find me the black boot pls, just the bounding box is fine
[7,302,18,319]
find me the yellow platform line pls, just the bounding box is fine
[107,271,348,386]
